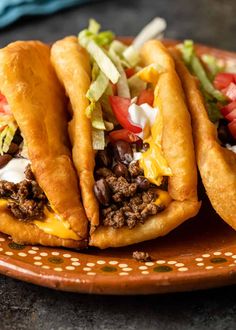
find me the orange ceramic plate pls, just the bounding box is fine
[0,41,236,294]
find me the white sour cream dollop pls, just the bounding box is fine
[0,158,30,183]
[226,144,236,154]
[128,103,158,139]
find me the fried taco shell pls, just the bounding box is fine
[51,38,200,248]
[0,41,88,247]
[171,48,236,229]
[51,36,99,231]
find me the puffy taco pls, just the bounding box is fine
[51,19,200,248]
[0,41,88,248]
[170,41,236,229]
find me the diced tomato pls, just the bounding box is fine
[109,129,140,143]
[214,73,234,90]
[223,82,236,101]
[226,109,236,122]
[228,120,236,139]
[220,101,236,117]
[125,68,135,78]
[109,96,142,133]
[137,88,154,106]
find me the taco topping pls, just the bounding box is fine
[180,40,236,151]
[78,19,172,228]
[0,94,50,221]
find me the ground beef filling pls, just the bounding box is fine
[94,141,166,229]
[0,164,47,221]
[132,251,152,262]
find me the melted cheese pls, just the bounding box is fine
[0,199,78,240]
[154,189,172,208]
[138,66,172,186]
[139,109,172,186]
[34,208,79,240]
[137,64,163,84]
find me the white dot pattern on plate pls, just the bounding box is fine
[54,267,62,272]
[156,260,165,264]
[71,258,79,262]
[40,252,48,257]
[225,252,233,256]
[175,263,184,267]
[178,267,188,272]
[18,253,27,257]
[97,260,106,265]
[0,232,236,279]
[28,250,36,255]
[63,254,71,258]
[118,264,128,268]
[205,266,213,270]
[109,261,118,265]
[86,263,95,267]
[122,267,132,272]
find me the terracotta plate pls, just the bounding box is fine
[0,41,236,295]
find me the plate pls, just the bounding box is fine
[0,41,236,294]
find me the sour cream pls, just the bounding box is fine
[226,144,236,154]
[128,102,159,139]
[0,158,30,183]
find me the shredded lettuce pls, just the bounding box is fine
[92,128,105,150]
[79,19,114,48]
[109,40,127,56]
[180,40,226,103]
[100,84,118,124]
[128,74,147,98]
[0,122,17,155]
[109,48,130,98]
[123,46,140,67]
[91,102,106,130]
[86,69,109,102]
[201,54,224,80]
[132,17,167,50]
[85,40,120,84]
[88,18,100,34]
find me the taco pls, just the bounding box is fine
[170,41,236,229]
[0,41,88,248]
[51,20,200,248]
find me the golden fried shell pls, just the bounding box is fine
[171,49,236,228]
[51,38,200,248]
[0,41,88,246]
[51,37,99,232]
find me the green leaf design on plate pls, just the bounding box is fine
[101,266,117,272]
[153,266,172,272]
[48,257,64,264]
[8,242,25,250]
[210,257,227,264]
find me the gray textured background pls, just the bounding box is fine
[1,0,236,329]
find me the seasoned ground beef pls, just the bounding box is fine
[132,251,152,262]
[102,189,160,229]
[128,161,144,177]
[94,141,167,229]
[0,165,47,221]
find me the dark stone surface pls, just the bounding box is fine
[0,0,236,329]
